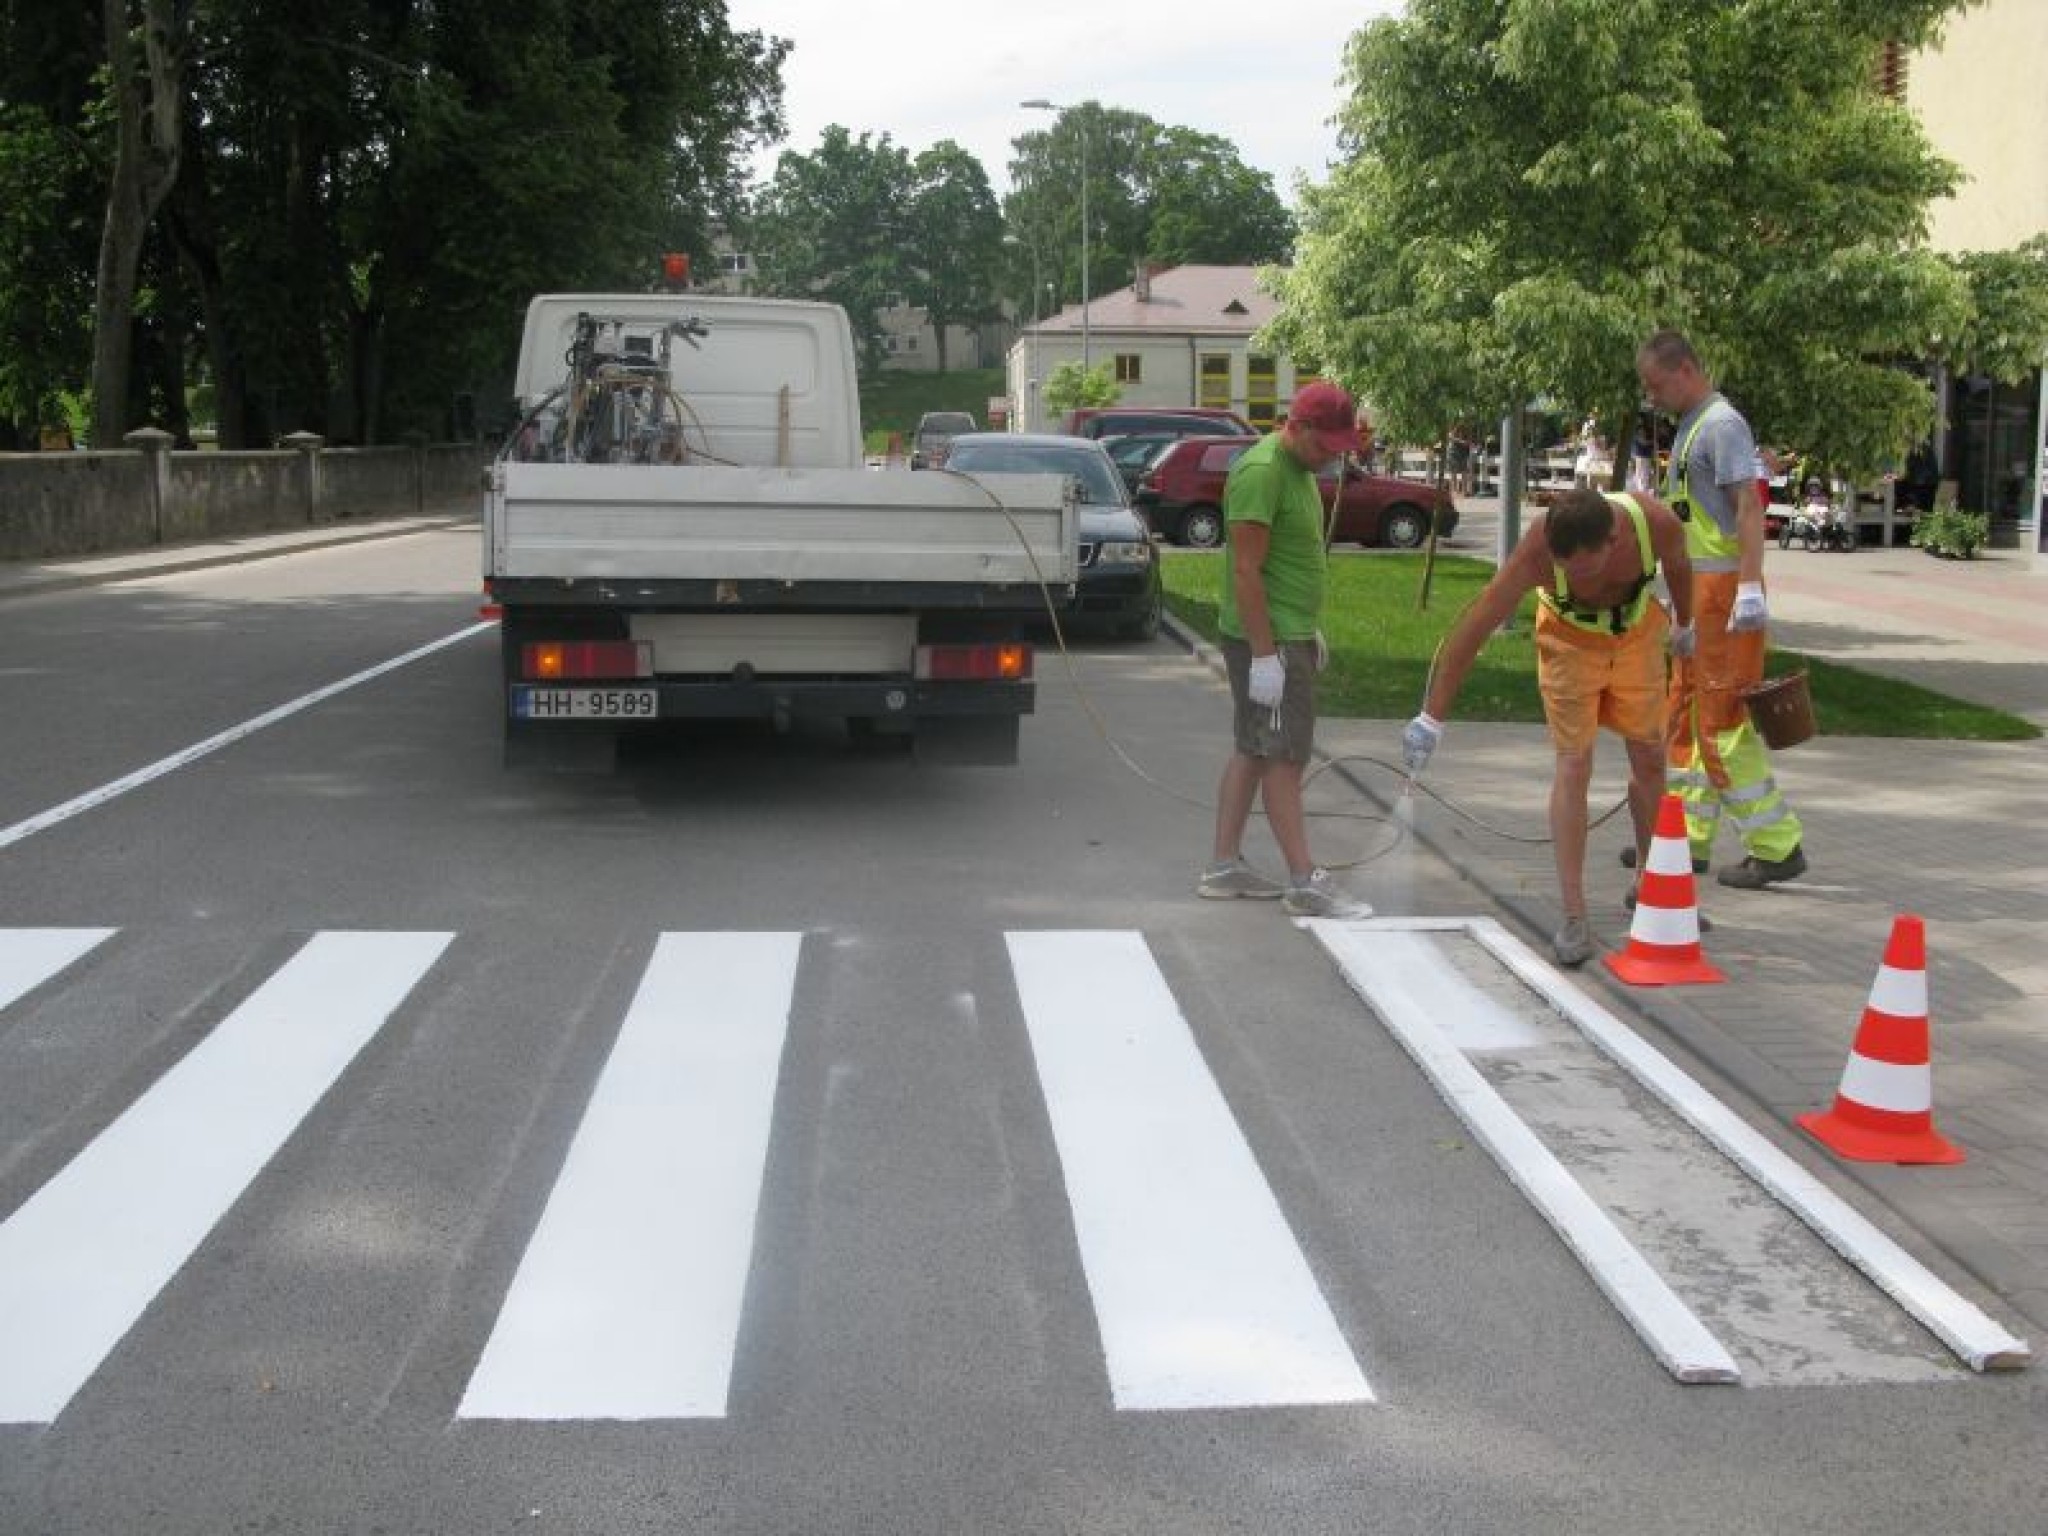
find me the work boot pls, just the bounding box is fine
[1551,915,1593,968]
[1716,846,1808,889]
[1619,846,1708,875]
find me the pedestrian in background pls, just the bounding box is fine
[1400,488,1695,966]
[1198,381,1373,919]
[1635,330,1807,888]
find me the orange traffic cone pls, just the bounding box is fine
[1603,793,1725,986]
[1798,915,1964,1165]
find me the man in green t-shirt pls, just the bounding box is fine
[1198,381,1372,919]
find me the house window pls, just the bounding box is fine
[900,335,919,354]
[1199,353,1232,410]
[1247,355,1278,428]
[1115,353,1142,384]
[718,251,750,274]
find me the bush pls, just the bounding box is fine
[1909,505,1990,559]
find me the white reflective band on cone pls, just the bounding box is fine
[1633,904,1702,947]
[1645,842,1696,877]
[1838,1054,1934,1114]
[1866,964,1928,1019]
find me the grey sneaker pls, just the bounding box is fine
[1552,915,1594,968]
[1197,858,1287,901]
[1282,868,1373,919]
[1716,846,1808,889]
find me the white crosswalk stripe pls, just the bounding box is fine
[1008,930,1373,1410]
[0,930,452,1423]
[459,931,803,1421]
[0,927,114,1013]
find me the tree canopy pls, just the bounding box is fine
[1003,104,1295,323]
[0,0,788,447]
[1272,0,2038,476]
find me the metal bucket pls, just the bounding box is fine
[1742,671,1816,749]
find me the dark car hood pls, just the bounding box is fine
[1079,504,1148,540]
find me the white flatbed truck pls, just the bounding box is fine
[484,293,1077,767]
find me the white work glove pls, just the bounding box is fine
[1247,652,1287,710]
[1669,621,1697,659]
[1402,712,1442,774]
[1313,631,1330,672]
[1728,582,1768,632]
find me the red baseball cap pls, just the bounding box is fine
[1286,381,1366,453]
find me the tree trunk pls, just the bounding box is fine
[90,0,184,447]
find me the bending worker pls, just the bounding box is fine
[1636,329,1807,889]
[1401,487,1694,967]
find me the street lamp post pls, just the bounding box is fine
[1020,98,1089,372]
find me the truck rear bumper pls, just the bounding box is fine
[506,677,1033,724]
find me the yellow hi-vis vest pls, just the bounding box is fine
[1539,492,1657,635]
[1670,398,1743,566]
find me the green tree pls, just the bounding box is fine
[1275,0,1972,476]
[1945,236,2048,386]
[1004,104,1294,319]
[904,141,1003,372]
[1041,360,1117,415]
[750,126,915,376]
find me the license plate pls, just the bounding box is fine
[512,687,659,721]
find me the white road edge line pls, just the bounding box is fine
[1459,916,2031,1373]
[1307,919,1743,1386]
[0,621,496,854]
[1008,929,1374,1411]
[0,930,453,1423]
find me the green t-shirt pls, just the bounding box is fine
[1218,433,1326,641]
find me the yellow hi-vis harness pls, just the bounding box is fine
[1538,491,1656,635]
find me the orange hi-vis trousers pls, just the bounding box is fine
[1664,570,1803,861]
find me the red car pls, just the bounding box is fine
[1134,436,1460,549]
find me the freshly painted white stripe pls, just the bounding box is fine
[0,928,116,1012]
[1838,1054,1933,1113]
[1644,841,1695,877]
[1313,928,1547,1051]
[1007,930,1373,1411]
[1631,904,1701,946]
[0,931,452,1423]
[1866,964,1927,1019]
[459,932,801,1421]
[1309,920,1740,1385]
[1465,917,2029,1371]
[0,623,494,853]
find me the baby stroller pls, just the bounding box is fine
[1780,478,1858,552]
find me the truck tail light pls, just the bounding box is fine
[915,643,1032,682]
[522,641,652,680]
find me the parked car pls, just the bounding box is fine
[941,433,1162,640]
[910,410,977,469]
[1059,406,1255,441]
[1100,431,1186,496]
[1135,436,1459,550]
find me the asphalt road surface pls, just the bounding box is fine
[0,529,2039,1534]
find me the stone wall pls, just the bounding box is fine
[0,436,485,561]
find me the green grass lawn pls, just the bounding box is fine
[1161,550,2040,741]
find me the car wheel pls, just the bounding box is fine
[1182,505,1225,548]
[1121,599,1162,642]
[1381,504,1429,549]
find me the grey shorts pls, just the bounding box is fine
[1222,636,1318,763]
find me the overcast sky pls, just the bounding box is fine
[721,1,1403,199]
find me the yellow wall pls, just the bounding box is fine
[1909,1,2048,253]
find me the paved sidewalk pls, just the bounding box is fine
[1294,533,2048,1343]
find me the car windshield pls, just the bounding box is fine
[946,443,1125,505]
